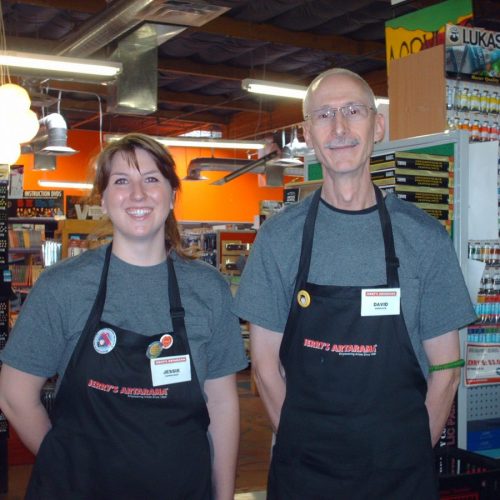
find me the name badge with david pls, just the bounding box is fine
[151,354,192,387]
[361,288,400,316]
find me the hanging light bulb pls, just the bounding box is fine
[11,109,39,144]
[0,3,39,165]
[0,82,30,112]
[0,84,39,164]
[0,139,21,165]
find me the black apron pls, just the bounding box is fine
[268,188,438,500]
[26,244,212,500]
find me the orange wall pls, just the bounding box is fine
[20,130,287,223]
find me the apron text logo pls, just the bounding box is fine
[304,338,378,356]
[88,379,169,398]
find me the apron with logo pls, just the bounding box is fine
[26,244,212,500]
[268,188,438,500]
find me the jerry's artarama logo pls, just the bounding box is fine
[365,291,397,297]
[304,338,378,357]
[87,379,169,398]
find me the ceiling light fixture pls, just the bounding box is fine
[38,180,93,190]
[105,134,265,150]
[375,97,390,106]
[0,50,122,79]
[242,79,391,109]
[242,79,307,99]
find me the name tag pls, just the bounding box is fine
[150,354,192,387]
[361,288,401,316]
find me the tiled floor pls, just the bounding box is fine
[0,368,272,499]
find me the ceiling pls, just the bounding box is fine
[2,0,499,142]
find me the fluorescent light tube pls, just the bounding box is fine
[0,51,122,78]
[375,97,390,106]
[38,180,93,190]
[242,79,307,99]
[105,134,266,150]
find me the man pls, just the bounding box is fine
[233,68,476,499]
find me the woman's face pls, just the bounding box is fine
[101,147,173,247]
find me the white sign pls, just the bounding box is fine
[465,343,500,386]
[361,288,401,316]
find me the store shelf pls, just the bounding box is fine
[8,247,42,255]
[56,219,111,258]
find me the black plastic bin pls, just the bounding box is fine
[436,447,500,500]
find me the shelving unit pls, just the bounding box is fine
[7,218,58,290]
[56,219,111,259]
[388,39,500,457]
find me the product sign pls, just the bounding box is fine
[7,190,64,218]
[385,0,472,66]
[445,24,500,83]
[66,195,103,220]
[8,165,24,199]
[283,187,299,205]
[465,343,500,386]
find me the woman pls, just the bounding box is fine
[0,133,248,499]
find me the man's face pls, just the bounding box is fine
[303,74,385,179]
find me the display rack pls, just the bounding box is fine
[56,219,111,259]
[373,131,500,455]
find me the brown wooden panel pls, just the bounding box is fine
[388,46,446,141]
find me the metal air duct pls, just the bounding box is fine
[184,154,304,185]
[55,0,230,58]
[55,0,158,57]
[33,113,78,156]
[53,0,229,115]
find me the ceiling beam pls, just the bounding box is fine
[60,98,229,127]
[158,57,309,85]
[189,16,386,61]
[151,109,229,126]
[6,0,106,14]
[27,78,265,120]
[157,89,266,113]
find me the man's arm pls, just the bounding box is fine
[423,330,461,447]
[250,324,286,433]
[0,364,51,454]
[205,374,239,500]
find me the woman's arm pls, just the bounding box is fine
[205,373,239,500]
[0,364,51,454]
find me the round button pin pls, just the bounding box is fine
[297,290,311,308]
[146,341,163,359]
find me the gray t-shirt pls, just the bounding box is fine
[1,245,248,390]
[233,192,476,375]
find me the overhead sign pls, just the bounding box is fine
[385,0,472,65]
[445,24,500,83]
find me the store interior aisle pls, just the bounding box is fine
[0,368,272,500]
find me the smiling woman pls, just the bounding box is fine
[0,133,248,500]
[94,135,181,266]
[92,134,185,266]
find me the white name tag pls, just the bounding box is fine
[361,288,401,316]
[150,354,192,387]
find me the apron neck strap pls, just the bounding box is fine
[294,185,400,292]
[374,186,400,288]
[293,188,321,295]
[81,243,113,334]
[167,255,186,333]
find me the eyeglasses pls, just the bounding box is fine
[305,104,374,127]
